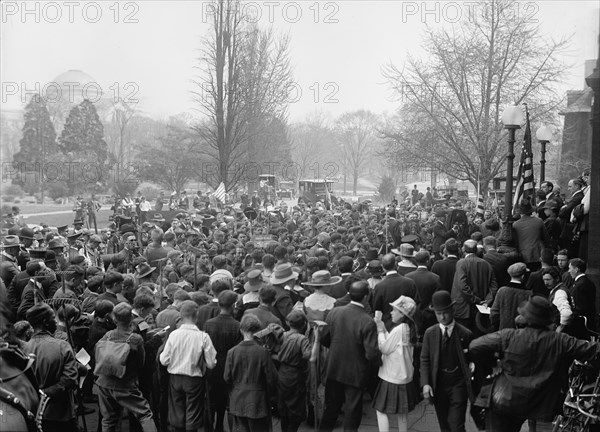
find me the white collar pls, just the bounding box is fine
[439,321,456,336]
[385,270,398,276]
[575,274,585,282]
[446,254,457,258]
[341,272,352,276]
[350,301,365,309]
[417,265,428,269]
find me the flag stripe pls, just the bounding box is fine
[214,182,226,203]
[513,107,535,210]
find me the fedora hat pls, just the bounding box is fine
[29,248,47,260]
[73,219,84,225]
[430,291,455,312]
[518,296,553,327]
[244,269,266,292]
[48,238,65,249]
[1,235,23,248]
[270,263,299,285]
[399,243,414,258]
[135,262,156,279]
[390,295,417,320]
[303,270,342,287]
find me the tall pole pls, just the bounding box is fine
[539,140,548,183]
[504,127,519,220]
[585,35,600,312]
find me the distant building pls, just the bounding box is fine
[558,60,595,187]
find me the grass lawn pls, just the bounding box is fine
[7,203,115,229]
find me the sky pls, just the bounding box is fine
[1,0,598,123]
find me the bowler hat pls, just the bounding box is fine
[19,227,34,239]
[73,219,84,226]
[431,291,455,312]
[517,296,553,327]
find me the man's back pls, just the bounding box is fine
[512,215,548,263]
[244,304,283,329]
[431,256,459,292]
[320,303,380,388]
[451,255,497,319]
[483,250,511,288]
[373,273,417,330]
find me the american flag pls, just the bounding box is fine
[476,192,485,218]
[213,182,226,203]
[513,106,535,210]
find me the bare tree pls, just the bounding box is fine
[380,0,570,196]
[336,110,380,195]
[193,0,293,190]
[291,112,336,179]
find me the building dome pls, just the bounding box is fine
[47,69,99,104]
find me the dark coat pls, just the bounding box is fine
[451,255,498,320]
[571,275,597,332]
[244,304,283,329]
[420,322,474,401]
[372,272,417,330]
[483,249,511,288]
[327,274,351,299]
[406,267,442,332]
[431,256,459,293]
[490,282,532,330]
[512,215,550,264]
[320,303,381,388]
[432,221,456,254]
[224,340,278,419]
[196,301,220,330]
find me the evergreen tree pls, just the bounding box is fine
[58,99,111,193]
[12,95,57,199]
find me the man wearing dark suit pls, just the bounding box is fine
[568,258,597,334]
[244,285,283,329]
[406,250,441,331]
[421,291,474,432]
[513,200,551,272]
[196,279,229,329]
[451,240,498,332]
[372,254,417,331]
[327,256,354,299]
[432,211,458,261]
[482,236,511,288]
[558,178,585,255]
[319,281,381,432]
[431,238,460,293]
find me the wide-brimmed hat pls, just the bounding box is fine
[390,295,417,320]
[135,262,156,279]
[430,291,455,312]
[244,269,266,292]
[518,296,553,327]
[396,243,414,258]
[303,270,342,287]
[152,213,165,222]
[56,224,68,231]
[270,263,299,285]
[1,235,22,248]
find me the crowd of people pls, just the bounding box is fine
[0,168,597,432]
